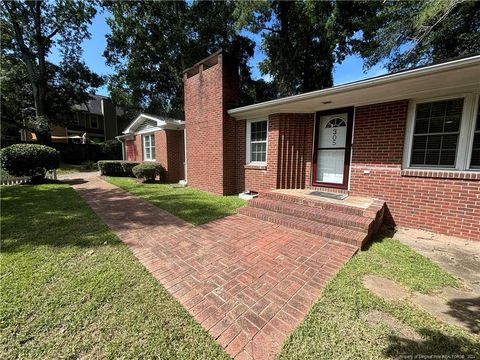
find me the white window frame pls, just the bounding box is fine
[90,115,99,129]
[403,93,479,171]
[466,95,480,169]
[142,133,156,161]
[246,118,268,166]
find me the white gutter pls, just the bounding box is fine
[228,55,480,117]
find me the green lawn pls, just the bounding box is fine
[0,184,229,359]
[3,181,478,359]
[279,239,480,359]
[105,176,246,225]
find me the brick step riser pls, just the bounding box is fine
[248,199,373,233]
[258,191,365,216]
[238,207,365,248]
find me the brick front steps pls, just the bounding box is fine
[238,191,385,249]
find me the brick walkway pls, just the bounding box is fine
[70,175,357,360]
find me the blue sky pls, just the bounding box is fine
[48,9,387,96]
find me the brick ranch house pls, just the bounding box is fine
[118,113,185,183]
[120,51,480,241]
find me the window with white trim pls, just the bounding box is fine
[143,134,155,161]
[246,119,268,165]
[470,101,480,169]
[405,94,480,171]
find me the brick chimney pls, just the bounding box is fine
[183,50,239,195]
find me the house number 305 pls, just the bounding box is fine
[332,129,337,146]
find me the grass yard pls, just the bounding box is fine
[105,176,246,225]
[0,184,229,359]
[279,239,480,359]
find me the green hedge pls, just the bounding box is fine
[0,144,60,182]
[97,160,141,177]
[132,163,164,182]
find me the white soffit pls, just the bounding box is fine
[228,56,480,119]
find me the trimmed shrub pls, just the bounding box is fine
[0,144,60,182]
[121,161,140,176]
[132,163,164,182]
[97,160,140,176]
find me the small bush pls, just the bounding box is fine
[0,144,60,182]
[121,161,140,176]
[97,160,140,176]
[132,163,164,182]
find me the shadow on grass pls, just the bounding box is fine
[445,296,480,334]
[385,328,479,358]
[74,184,241,228]
[1,184,120,253]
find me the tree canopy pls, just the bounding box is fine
[1,0,103,143]
[2,0,479,141]
[352,0,480,72]
[234,0,379,96]
[103,0,269,118]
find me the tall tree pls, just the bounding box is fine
[353,0,480,71]
[234,0,378,96]
[1,0,103,143]
[103,0,263,117]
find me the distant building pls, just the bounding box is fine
[19,95,126,144]
[50,95,125,143]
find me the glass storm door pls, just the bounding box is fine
[313,109,353,189]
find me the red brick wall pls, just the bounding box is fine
[158,129,184,182]
[350,100,480,240]
[184,53,239,195]
[236,113,314,193]
[125,140,135,161]
[126,130,185,182]
[276,113,314,189]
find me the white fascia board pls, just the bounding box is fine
[228,55,480,119]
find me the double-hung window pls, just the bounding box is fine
[90,115,99,129]
[470,102,480,169]
[143,134,155,161]
[246,119,268,165]
[406,94,480,171]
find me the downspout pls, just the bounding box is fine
[115,135,125,160]
[183,128,188,183]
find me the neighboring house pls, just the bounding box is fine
[180,51,479,241]
[118,113,185,183]
[48,95,124,143]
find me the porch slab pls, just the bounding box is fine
[272,189,374,209]
[69,175,357,360]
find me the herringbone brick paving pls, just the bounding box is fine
[69,175,357,359]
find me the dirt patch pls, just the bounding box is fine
[363,273,480,334]
[393,227,480,293]
[364,310,422,342]
[363,275,409,301]
[413,290,479,334]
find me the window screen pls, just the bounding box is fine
[249,121,267,163]
[410,98,463,167]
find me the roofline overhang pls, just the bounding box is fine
[228,55,480,119]
[123,113,185,134]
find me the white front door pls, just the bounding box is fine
[315,112,350,186]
